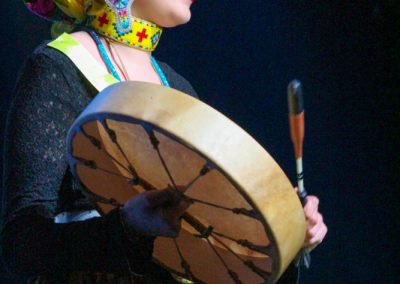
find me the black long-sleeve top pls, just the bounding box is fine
[1,39,298,284]
[1,41,197,283]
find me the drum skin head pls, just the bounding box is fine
[67,81,306,283]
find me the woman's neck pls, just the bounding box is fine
[71,31,162,85]
[109,39,152,63]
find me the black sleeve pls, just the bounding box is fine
[0,49,154,278]
[276,263,299,284]
[2,49,79,225]
[1,210,155,277]
[157,61,199,99]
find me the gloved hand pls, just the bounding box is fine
[120,188,192,238]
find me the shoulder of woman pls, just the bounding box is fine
[27,39,76,72]
[29,30,96,68]
[156,61,199,99]
[17,36,97,106]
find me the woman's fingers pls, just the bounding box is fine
[305,213,323,239]
[304,214,327,251]
[304,196,319,222]
[305,221,328,251]
[302,194,327,251]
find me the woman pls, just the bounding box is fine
[1,0,327,283]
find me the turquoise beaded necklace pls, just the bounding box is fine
[89,30,170,88]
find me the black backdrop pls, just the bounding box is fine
[1,1,399,283]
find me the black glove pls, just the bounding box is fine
[120,188,192,238]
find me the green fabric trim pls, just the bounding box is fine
[47,33,118,92]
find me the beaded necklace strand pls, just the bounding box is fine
[105,38,129,81]
[89,30,122,81]
[88,30,170,87]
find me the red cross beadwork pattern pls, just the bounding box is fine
[136,28,148,43]
[98,13,109,27]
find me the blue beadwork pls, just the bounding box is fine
[151,31,161,46]
[151,57,170,88]
[89,30,122,81]
[89,30,170,87]
[105,0,133,33]
[112,23,129,37]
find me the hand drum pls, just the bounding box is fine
[66,81,306,283]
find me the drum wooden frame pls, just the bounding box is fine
[66,81,306,283]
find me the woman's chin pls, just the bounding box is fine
[157,10,192,28]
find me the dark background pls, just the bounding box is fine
[1,0,399,283]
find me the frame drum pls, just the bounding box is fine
[66,81,306,283]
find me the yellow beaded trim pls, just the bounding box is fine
[88,6,163,52]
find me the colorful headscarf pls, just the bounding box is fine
[23,0,163,51]
[23,0,106,37]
